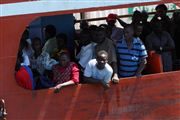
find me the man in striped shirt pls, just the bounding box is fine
[117,25,148,78]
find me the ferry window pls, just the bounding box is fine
[15,14,76,90]
[15,7,180,90]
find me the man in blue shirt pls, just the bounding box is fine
[117,25,148,78]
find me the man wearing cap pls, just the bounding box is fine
[106,13,124,43]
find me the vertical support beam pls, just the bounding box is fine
[80,12,88,20]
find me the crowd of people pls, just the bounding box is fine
[14,4,180,92]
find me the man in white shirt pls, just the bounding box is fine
[83,50,113,89]
[76,30,96,69]
[76,43,96,69]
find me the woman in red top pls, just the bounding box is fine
[52,52,79,92]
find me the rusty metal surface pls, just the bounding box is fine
[2,71,180,120]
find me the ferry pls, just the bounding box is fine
[0,0,180,119]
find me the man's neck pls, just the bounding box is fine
[126,37,133,43]
[35,50,42,57]
[126,37,133,49]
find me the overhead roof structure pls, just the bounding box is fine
[0,0,180,17]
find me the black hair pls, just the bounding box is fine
[22,29,29,37]
[79,29,91,38]
[80,20,89,30]
[17,51,23,63]
[89,25,98,31]
[133,10,141,17]
[134,22,143,29]
[19,29,30,50]
[99,24,112,37]
[80,20,88,25]
[141,10,148,18]
[95,26,106,32]
[80,29,90,35]
[56,33,67,43]
[44,25,56,37]
[59,52,70,59]
[32,37,41,44]
[99,24,108,29]
[97,50,108,58]
[155,4,168,11]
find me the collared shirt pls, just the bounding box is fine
[76,42,97,69]
[117,37,148,77]
[84,59,113,84]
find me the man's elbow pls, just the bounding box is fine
[141,58,147,65]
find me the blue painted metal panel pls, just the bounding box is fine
[29,14,75,53]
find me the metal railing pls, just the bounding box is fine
[76,9,179,23]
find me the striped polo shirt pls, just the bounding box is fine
[116,37,148,77]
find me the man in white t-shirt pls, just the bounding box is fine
[83,50,113,88]
[76,30,96,69]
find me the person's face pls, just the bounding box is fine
[94,30,106,44]
[156,9,166,17]
[132,16,141,23]
[153,23,163,33]
[96,54,108,70]
[141,13,148,22]
[44,28,50,40]
[80,21,89,30]
[107,20,116,27]
[134,26,143,37]
[57,38,66,49]
[32,40,41,52]
[59,54,70,67]
[124,27,134,41]
[132,12,142,23]
[90,30,97,43]
[79,33,90,45]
